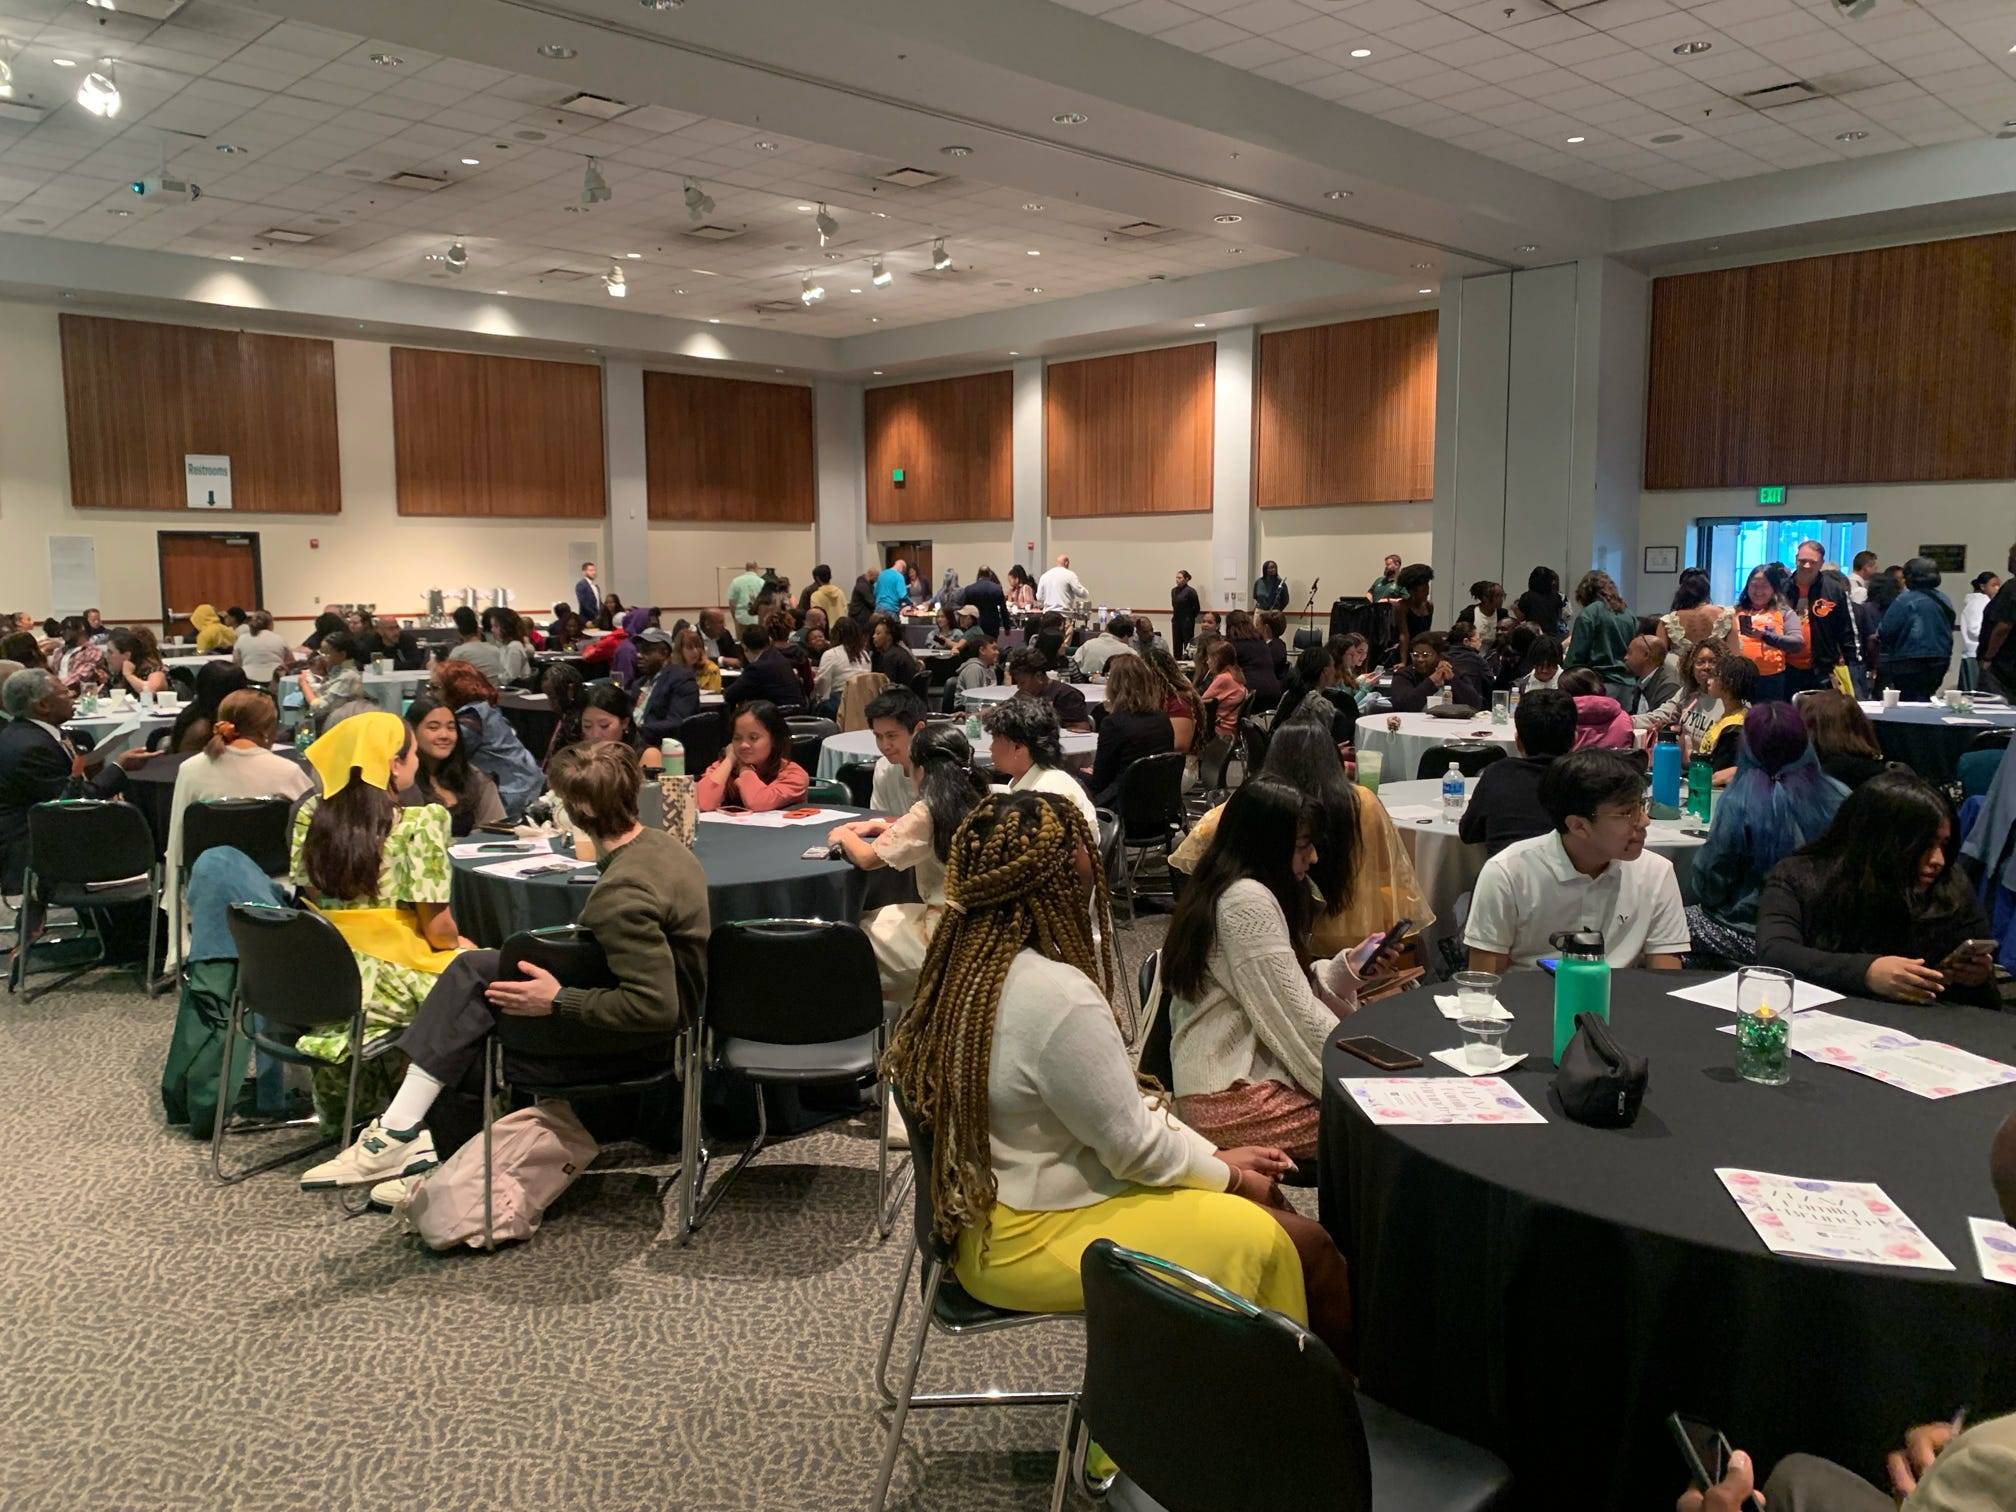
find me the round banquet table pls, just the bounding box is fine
[959,682,1105,710]
[123,746,313,857]
[1865,697,2014,785]
[1353,710,1517,785]
[1374,776,1704,959]
[498,690,558,756]
[65,708,177,764]
[448,813,907,946]
[1316,970,2016,1508]
[813,726,1099,781]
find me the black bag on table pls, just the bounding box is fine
[1553,1011,1648,1128]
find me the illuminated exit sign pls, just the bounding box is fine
[891,467,905,485]
[1756,485,1787,506]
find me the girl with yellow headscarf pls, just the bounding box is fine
[189,604,235,655]
[289,711,465,1124]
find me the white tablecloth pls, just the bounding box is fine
[959,683,1106,709]
[814,726,1098,780]
[163,654,229,674]
[65,709,177,762]
[1375,776,1706,960]
[1356,711,1517,785]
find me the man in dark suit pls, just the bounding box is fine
[573,562,600,622]
[962,567,1008,639]
[632,630,698,751]
[724,622,806,712]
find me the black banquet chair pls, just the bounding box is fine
[211,903,401,1187]
[834,759,877,809]
[674,710,726,773]
[1414,740,1507,782]
[10,799,162,1002]
[478,926,688,1251]
[1062,1239,1514,1512]
[871,1087,1080,1512]
[679,918,902,1243]
[179,795,293,885]
[1110,751,1186,925]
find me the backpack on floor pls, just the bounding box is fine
[398,1103,598,1250]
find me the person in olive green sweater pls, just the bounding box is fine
[300,740,709,1203]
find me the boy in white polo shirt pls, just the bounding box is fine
[1465,750,1690,972]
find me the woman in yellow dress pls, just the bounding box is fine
[289,711,466,1126]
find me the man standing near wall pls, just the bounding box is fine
[1036,554,1085,613]
[727,560,766,630]
[874,557,908,616]
[1979,542,2016,699]
[1786,538,1857,696]
[1170,569,1200,654]
[573,562,599,622]
[1367,553,1403,601]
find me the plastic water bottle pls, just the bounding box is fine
[1440,762,1465,816]
[1549,929,1611,1064]
[1650,729,1681,819]
[965,712,983,742]
[660,738,684,777]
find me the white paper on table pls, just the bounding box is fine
[1843,1040,2016,1099]
[1339,1076,1546,1125]
[449,839,545,860]
[1668,971,1843,1012]
[1433,992,1513,1022]
[1382,803,1445,823]
[696,806,851,829]
[1428,1047,1528,1077]
[1969,1218,2016,1285]
[1940,716,1995,726]
[1779,1009,1921,1060]
[1715,1168,1953,1271]
[1857,702,1888,715]
[476,852,594,879]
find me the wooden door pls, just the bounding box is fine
[158,532,262,637]
[882,539,933,587]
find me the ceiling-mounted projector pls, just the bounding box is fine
[1832,0,1877,17]
[131,172,200,202]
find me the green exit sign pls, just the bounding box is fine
[1756,485,1787,506]
[891,467,905,485]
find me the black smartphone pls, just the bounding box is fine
[1336,1035,1423,1072]
[477,822,518,835]
[1667,1413,1762,1510]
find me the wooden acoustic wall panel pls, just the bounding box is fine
[1255,312,1437,508]
[1645,232,2016,489]
[61,313,340,513]
[644,370,813,523]
[392,347,606,518]
[1045,342,1215,517]
[864,371,1013,524]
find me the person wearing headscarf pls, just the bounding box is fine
[289,711,464,1128]
[188,604,235,655]
[1685,702,1848,964]
[169,660,250,753]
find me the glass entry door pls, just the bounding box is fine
[1687,515,1868,605]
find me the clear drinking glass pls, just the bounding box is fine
[1356,748,1383,793]
[1460,1017,1511,1068]
[1735,965,1794,1085]
[1492,690,1511,725]
[1454,969,1500,1020]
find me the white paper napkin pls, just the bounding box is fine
[1434,993,1512,1022]
[1430,1046,1527,1077]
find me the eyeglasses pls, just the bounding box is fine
[1596,802,1650,824]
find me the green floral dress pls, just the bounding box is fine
[289,799,457,1119]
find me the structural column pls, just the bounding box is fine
[1211,326,1257,613]
[1011,358,1045,581]
[814,379,867,581]
[602,359,650,608]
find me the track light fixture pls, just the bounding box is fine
[423,239,469,275]
[814,202,838,246]
[683,178,714,221]
[800,274,826,304]
[870,256,892,287]
[77,59,119,118]
[0,48,13,100]
[603,262,627,297]
[930,237,950,271]
[580,157,611,206]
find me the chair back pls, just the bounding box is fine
[1415,740,1507,782]
[1094,807,1122,887]
[226,903,362,1032]
[675,710,726,772]
[893,1084,952,1261]
[834,759,877,807]
[1236,719,1271,782]
[495,924,675,1058]
[26,800,155,888]
[789,730,828,773]
[705,919,881,1045]
[1134,948,1174,1085]
[181,795,292,877]
[1114,752,1185,843]
[1078,1239,1371,1512]
[804,778,851,805]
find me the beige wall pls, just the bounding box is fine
[1258,502,1432,611]
[646,521,815,616]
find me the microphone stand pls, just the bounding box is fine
[1301,578,1321,645]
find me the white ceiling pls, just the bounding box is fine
[0,0,1281,332]
[1062,0,2016,198]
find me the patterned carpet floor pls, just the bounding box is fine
[0,919,1177,1512]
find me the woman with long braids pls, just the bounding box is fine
[883,791,1354,1364]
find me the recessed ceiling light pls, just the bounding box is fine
[707,317,720,323]
[871,369,883,375]
[108,208,130,217]
[369,53,401,67]
[1410,262,1431,269]
[1052,111,1087,125]
[1023,202,1044,211]
[849,287,862,293]
[1349,48,1372,59]
[1565,135,1585,144]
[1418,287,1433,294]
[754,139,778,151]
[538,43,577,60]
[675,287,684,294]
[941,144,973,157]
[1214,213,1243,224]
[1228,247,1243,254]
[1193,321,1207,328]
[1027,248,1041,256]
[624,251,641,259]
[1325,189,1353,200]
[1516,243,1538,253]
[1008,350,1020,355]
[1836,130,1868,142]
[52,57,75,67]
[214,143,244,155]
[1026,286,1042,293]
[228,254,244,261]
[796,203,814,212]
[1673,40,1712,56]
[461,156,480,165]
[871,316,879,322]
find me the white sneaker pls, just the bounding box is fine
[300,1121,438,1190]
[367,1173,423,1212]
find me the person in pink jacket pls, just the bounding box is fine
[1560,668,1635,751]
[694,700,810,812]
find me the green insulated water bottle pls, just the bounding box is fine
[1550,929,1610,1065]
[1685,755,1713,824]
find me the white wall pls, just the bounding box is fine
[1050,514,1211,615]
[646,522,815,615]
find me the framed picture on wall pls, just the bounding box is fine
[1642,545,1680,575]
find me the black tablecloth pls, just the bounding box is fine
[449,809,910,946]
[1317,970,2016,1509]
[125,747,314,858]
[498,691,559,759]
[1871,703,2015,785]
